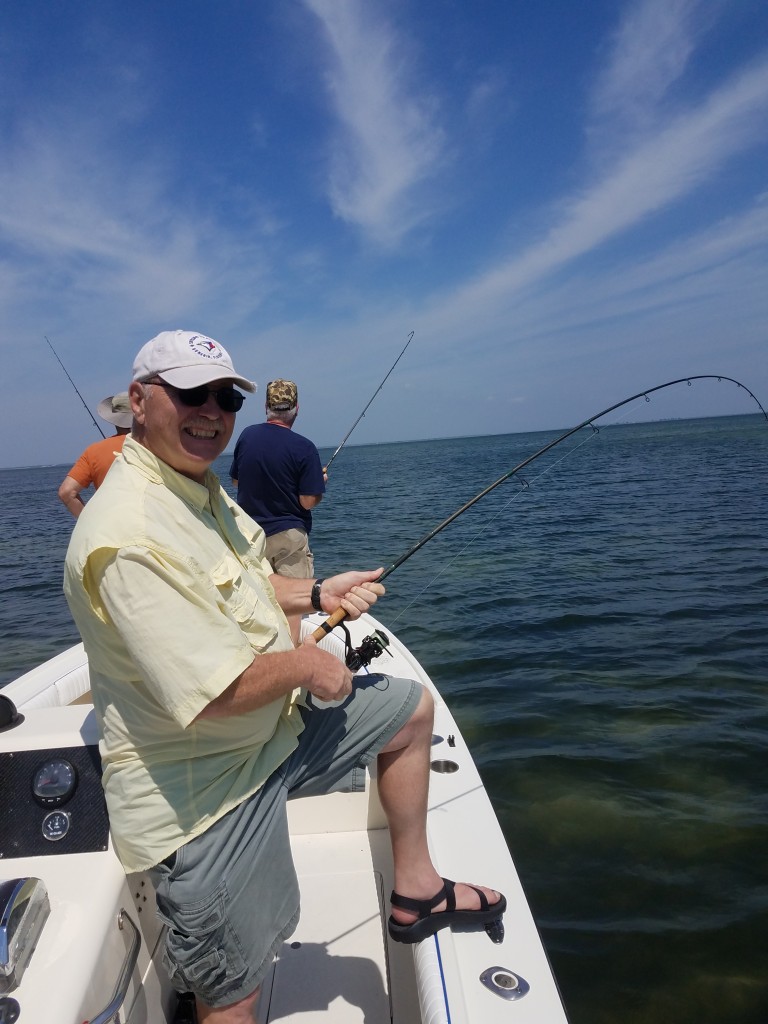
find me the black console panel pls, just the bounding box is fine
[0,745,109,858]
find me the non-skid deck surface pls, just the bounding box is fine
[259,835,392,1023]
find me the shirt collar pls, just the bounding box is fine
[121,435,219,512]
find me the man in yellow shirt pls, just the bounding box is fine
[64,329,505,1024]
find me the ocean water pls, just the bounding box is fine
[1,414,767,1023]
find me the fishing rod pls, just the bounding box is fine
[313,374,767,660]
[44,335,106,438]
[324,330,415,473]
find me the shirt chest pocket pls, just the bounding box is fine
[209,555,279,646]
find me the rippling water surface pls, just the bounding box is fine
[1,414,766,1023]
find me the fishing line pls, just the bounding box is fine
[385,392,653,625]
[324,330,415,473]
[44,334,106,438]
[385,417,608,628]
[313,374,767,652]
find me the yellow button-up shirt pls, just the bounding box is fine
[64,437,303,872]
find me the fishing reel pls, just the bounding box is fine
[340,626,392,671]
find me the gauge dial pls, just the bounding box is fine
[32,759,78,807]
[42,810,72,841]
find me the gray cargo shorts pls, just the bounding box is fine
[148,672,422,1008]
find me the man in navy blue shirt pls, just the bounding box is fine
[230,380,326,590]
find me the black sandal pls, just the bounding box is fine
[388,877,507,944]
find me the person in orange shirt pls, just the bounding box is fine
[58,393,133,518]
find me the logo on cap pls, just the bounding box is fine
[189,335,224,361]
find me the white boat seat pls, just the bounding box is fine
[7,644,91,710]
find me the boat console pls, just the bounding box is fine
[0,700,177,1024]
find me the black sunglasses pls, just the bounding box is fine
[151,381,245,413]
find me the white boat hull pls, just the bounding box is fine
[0,613,569,1023]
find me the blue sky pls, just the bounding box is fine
[2,0,767,469]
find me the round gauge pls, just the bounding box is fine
[42,810,72,842]
[32,759,78,807]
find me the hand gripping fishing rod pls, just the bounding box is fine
[324,331,415,473]
[313,374,767,665]
[44,334,106,438]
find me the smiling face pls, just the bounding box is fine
[129,378,236,482]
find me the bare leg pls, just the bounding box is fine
[196,987,260,1024]
[376,687,502,923]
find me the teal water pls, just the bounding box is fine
[1,414,767,1023]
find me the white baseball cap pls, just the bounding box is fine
[132,330,257,393]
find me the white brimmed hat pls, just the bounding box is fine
[96,392,133,429]
[132,330,257,393]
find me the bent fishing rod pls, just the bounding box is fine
[44,334,106,438]
[313,374,767,661]
[324,331,415,473]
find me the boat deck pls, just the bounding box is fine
[260,829,419,1024]
[0,613,570,1023]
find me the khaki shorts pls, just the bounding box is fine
[148,673,422,1008]
[265,528,314,577]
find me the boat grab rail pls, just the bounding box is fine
[84,908,141,1024]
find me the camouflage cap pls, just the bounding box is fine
[266,379,298,409]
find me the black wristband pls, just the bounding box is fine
[311,578,325,612]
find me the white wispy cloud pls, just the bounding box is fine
[0,106,277,329]
[424,53,768,329]
[489,194,768,349]
[302,0,445,244]
[590,0,711,132]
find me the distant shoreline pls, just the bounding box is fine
[1,411,763,473]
